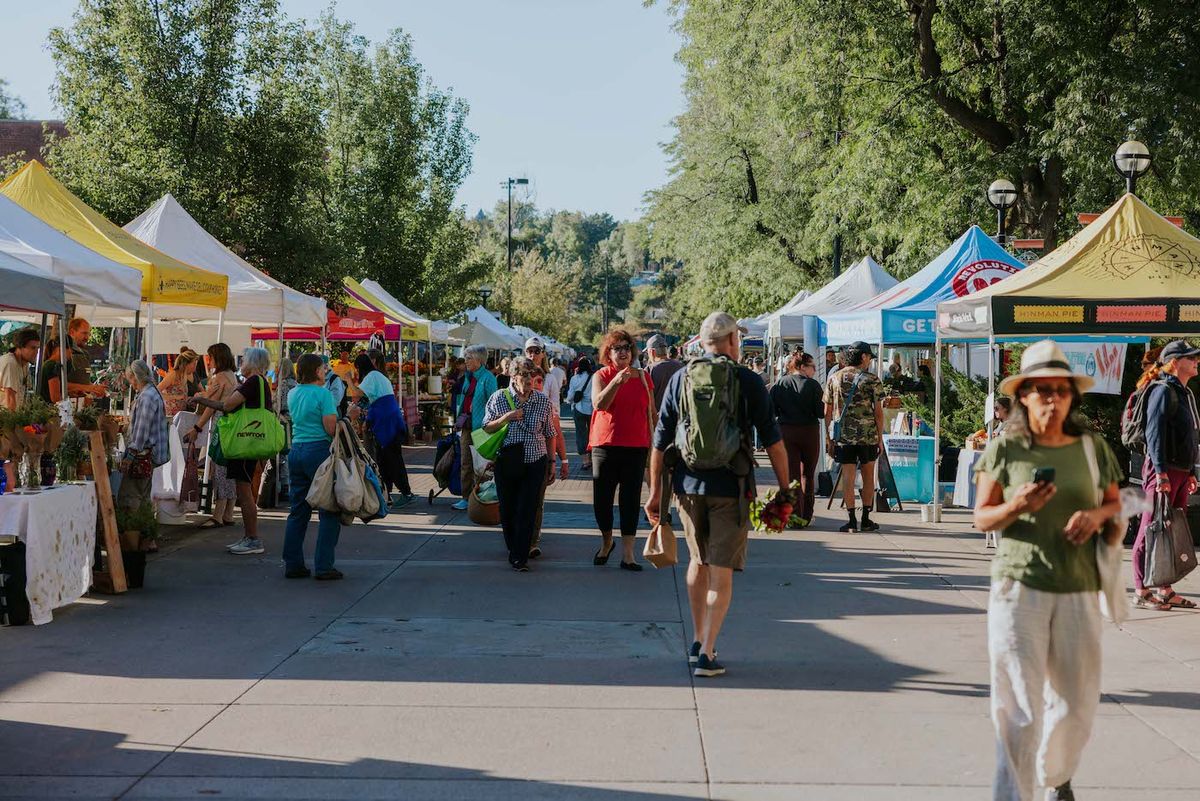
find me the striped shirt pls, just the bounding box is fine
[483,388,554,463]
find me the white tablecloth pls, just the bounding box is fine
[953,448,985,508]
[0,484,96,625]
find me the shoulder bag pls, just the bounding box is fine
[471,391,516,461]
[830,371,867,442]
[218,376,287,460]
[1081,434,1129,625]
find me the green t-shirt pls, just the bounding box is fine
[287,383,336,444]
[975,434,1123,593]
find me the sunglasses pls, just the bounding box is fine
[611,344,632,353]
[1022,383,1073,398]
[526,347,543,355]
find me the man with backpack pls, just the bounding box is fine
[823,341,885,533]
[1126,339,1200,609]
[646,311,789,678]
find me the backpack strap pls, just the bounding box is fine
[836,370,868,429]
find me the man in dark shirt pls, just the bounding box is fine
[646,334,683,413]
[646,312,788,678]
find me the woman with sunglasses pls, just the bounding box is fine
[481,357,557,571]
[974,340,1123,801]
[589,329,654,570]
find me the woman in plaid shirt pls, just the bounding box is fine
[117,360,169,513]
[482,357,556,572]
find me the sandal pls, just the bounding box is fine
[1157,590,1197,609]
[1133,591,1171,611]
[198,518,226,529]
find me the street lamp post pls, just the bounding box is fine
[1113,140,1151,195]
[503,177,529,326]
[477,284,493,308]
[986,178,1018,246]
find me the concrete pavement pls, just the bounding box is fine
[2,424,1199,800]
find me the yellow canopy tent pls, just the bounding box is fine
[342,276,427,339]
[938,193,1200,337]
[0,161,227,309]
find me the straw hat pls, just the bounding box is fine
[998,339,1094,396]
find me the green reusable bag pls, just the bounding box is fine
[470,391,515,461]
[217,406,286,460]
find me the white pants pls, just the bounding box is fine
[989,579,1102,801]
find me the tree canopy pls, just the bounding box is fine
[23,0,480,315]
[0,79,25,119]
[649,0,1200,331]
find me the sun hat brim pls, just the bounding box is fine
[998,367,1094,397]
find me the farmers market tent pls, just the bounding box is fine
[819,226,1025,347]
[449,306,524,350]
[125,194,325,326]
[740,288,812,340]
[769,256,898,342]
[937,193,1200,338]
[343,277,427,341]
[0,161,227,310]
[0,249,66,315]
[0,195,142,312]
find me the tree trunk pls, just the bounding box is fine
[1017,157,1063,250]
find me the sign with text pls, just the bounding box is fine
[1060,342,1127,395]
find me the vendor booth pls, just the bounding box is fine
[935,193,1200,507]
[449,306,524,351]
[769,256,898,353]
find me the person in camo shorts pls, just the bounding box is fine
[823,341,885,533]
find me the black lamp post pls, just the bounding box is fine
[986,178,1018,246]
[1113,140,1151,195]
[477,284,493,308]
[503,177,529,326]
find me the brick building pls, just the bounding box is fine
[0,120,68,163]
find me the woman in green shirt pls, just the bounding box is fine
[974,340,1123,801]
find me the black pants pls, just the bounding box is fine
[591,445,648,538]
[375,439,411,496]
[494,444,547,565]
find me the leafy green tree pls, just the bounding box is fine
[650,0,1200,329]
[0,79,25,119]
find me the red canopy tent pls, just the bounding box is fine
[252,307,388,341]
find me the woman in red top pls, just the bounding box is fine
[589,328,654,570]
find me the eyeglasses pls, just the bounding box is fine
[1022,383,1073,398]
[611,344,632,353]
[526,347,543,355]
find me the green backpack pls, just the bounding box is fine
[674,355,747,471]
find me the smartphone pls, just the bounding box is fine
[1032,467,1056,486]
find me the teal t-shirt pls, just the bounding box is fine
[287,383,336,444]
[975,433,1123,593]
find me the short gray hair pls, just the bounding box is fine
[464,344,488,363]
[241,346,271,375]
[509,356,535,376]
[128,359,154,386]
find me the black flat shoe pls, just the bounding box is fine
[619,561,643,572]
[314,569,343,581]
[285,567,311,579]
[593,541,615,566]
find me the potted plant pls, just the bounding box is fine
[55,425,89,482]
[114,502,157,589]
[73,404,101,431]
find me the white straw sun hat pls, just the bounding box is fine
[998,339,1094,397]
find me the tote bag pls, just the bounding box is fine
[1144,493,1198,588]
[1081,435,1128,625]
[218,377,286,460]
[642,467,678,568]
[470,391,516,461]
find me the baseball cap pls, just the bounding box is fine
[646,334,668,353]
[699,311,748,343]
[1159,340,1200,363]
[524,336,545,351]
[848,341,876,358]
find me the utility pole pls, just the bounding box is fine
[503,177,529,326]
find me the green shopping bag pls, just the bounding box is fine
[217,406,287,460]
[470,391,515,461]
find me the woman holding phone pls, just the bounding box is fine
[973,340,1123,801]
[589,328,654,571]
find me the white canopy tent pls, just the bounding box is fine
[0,194,142,312]
[125,194,326,330]
[768,256,898,343]
[741,288,813,340]
[449,306,524,350]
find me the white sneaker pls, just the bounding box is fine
[225,537,248,551]
[452,500,469,510]
[228,538,265,555]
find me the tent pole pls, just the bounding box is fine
[58,313,68,415]
[933,333,943,503]
[986,334,997,438]
[216,308,225,343]
[33,313,48,394]
[145,302,155,369]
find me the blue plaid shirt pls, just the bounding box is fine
[128,384,170,466]
[483,388,554,463]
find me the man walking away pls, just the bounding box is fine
[646,334,683,414]
[647,312,788,678]
[823,341,884,533]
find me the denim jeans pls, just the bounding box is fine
[283,440,342,572]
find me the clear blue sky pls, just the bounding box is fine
[0,1,684,221]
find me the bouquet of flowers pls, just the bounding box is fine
[749,481,801,533]
[95,364,129,397]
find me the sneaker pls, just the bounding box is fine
[225,536,248,551]
[314,568,344,581]
[452,499,469,511]
[528,546,542,559]
[693,653,726,677]
[511,560,529,572]
[1045,782,1075,801]
[285,566,311,579]
[838,522,857,533]
[860,519,880,532]
[228,538,265,555]
[688,641,702,664]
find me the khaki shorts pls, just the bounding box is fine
[677,493,749,571]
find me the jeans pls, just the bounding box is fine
[494,444,546,565]
[573,410,592,455]
[989,579,1101,800]
[283,440,342,572]
[592,445,648,537]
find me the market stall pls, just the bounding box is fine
[449,306,524,351]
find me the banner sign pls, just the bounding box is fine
[1060,342,1126,395]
